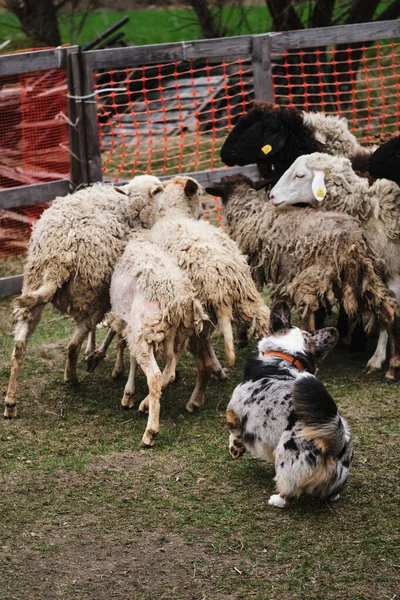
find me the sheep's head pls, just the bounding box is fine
[115,174,164,228]
[368,135,400,185]
[268,153,356,209]
[162,176,204,219]
[205,174,266,204]
[220,103,323,181]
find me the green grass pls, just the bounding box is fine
[0,295,398,599]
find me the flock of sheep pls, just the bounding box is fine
[3,102,400,474]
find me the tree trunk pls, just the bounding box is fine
[5,0,61,47]
[189,0,219,39]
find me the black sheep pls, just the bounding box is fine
[220,102,323,181]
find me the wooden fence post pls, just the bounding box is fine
[252,34,274,103]
[80,53,103,184]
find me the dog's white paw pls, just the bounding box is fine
[329,493,340,502]
[268,494,288,508]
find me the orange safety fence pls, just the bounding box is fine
[271,41,400,138]
[0,67,70,260]
[95,57,253,223]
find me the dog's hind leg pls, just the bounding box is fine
[226,409,246,459]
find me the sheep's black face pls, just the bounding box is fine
[368,135,400,185]
[220,104,323,184]
[220,108,290,167]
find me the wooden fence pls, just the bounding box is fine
[1,19,400,297]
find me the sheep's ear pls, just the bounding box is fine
[310,327,339,359]
[270,301,291,333]
[150,184,164,211]
[114,186,128,196]
[184,178,199,196]
[205,184,224,197]
[311,170,326,202]
[259,129,290,158]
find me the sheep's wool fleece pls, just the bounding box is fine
[222,178,394,318]
[150,215,269,331]
[305,153,400,241]
[147,178,269,335]
[110,230,206,352]
[302,112,365,157]
[22,181,159,321]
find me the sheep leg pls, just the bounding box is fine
[206,340,228,381]
[138,344,162,447]
[138,325,180,415]
[86,327,116,373]
[385,313,400,382]
[302,311,316,333]
[121,355,137,408]
[112,335,126,380]
[84,330,96,357]
[160,324,179,389]
[367,327,388,373]
[186,345,213,413]
[4,304,45,419]
[64,321,91,384]
[216,309,235,366]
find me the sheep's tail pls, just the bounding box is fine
[13,280,58,310]
[192,298,210,336]
[294,377,346,457]
[216,310,235,366]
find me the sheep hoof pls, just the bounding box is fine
[85,351,105,373]
[384,372,398,383]
[212,368,229,382]
[121,392,135,409]
[112,369,124,380]
[185,400,203,413]
[3,403,17,419]
[366,362,382,374]
[64,375,79,386]
[141,429,158,447]
[138,397,149,414]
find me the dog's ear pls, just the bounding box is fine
[310,327,339,359]
[270,301,291,333]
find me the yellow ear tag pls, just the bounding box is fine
[316,188,325,198]
[261,144,272,155]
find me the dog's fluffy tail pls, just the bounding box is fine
[293,376,345,456]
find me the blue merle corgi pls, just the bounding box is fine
[226,301,353,508]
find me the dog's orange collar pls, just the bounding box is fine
[263,351,306,372]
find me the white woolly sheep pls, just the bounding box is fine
[108,229,209,446]
[4,175,163,419]
[147,176,271,397]
[269,153,400,379]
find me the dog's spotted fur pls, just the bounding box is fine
[227,301,353,508]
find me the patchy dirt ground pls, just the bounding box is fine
[0,298,399,600]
